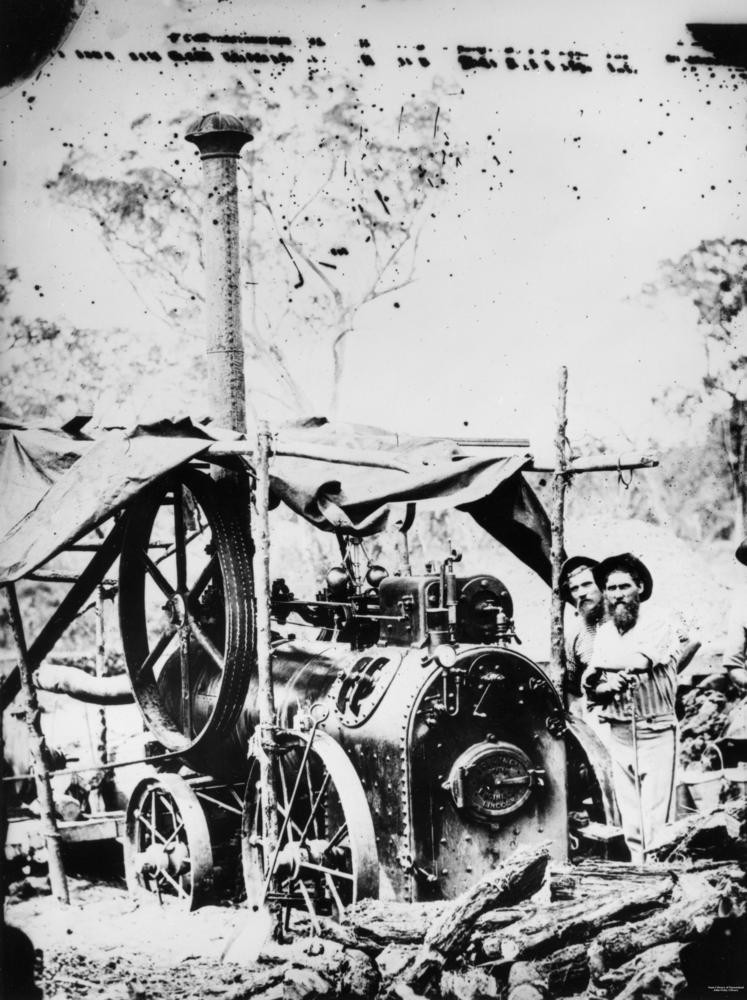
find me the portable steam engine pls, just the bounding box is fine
[118,469,616,915]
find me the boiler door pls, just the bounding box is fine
[446,741,539,822]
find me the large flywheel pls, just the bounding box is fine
[119,468,254,755]
[242,729,379,925]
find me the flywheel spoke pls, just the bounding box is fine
[173,484,187,593]
[136,627,177,680]
[187,553,218,608]
[187,615,224,669]
[137,548,176,599]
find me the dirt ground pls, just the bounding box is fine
[5,877,267,1000]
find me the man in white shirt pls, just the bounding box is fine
[584,553,682,862]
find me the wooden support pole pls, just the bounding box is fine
[254,422,280,897]
[4,584,69,905]
[0,518,125,712]
[94,585,108,765]
[549,366,569,696]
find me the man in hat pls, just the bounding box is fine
[723,538,747,676]
[560,556,607,730]
[584,553,683,862]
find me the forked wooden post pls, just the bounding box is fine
[549,366,569,697]
[5,584,69,904]
[254,423,280,886]
[94,585,107,765]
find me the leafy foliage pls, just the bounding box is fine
[0,266,199,424]
[647,238,747,538]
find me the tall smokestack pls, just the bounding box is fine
[186,112,253,434]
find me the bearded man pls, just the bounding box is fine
[584,553,684,862]
[560,556,606,724]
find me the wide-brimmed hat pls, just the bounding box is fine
[736,538,747,566]
[593,552,653,602]
[559,555,599,602]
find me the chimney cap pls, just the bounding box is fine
[185,112,253,159]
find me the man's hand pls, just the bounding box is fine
[593,656,651,674]
[595,672,634,698]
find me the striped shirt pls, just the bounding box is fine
[566,616,602,697]
[585,606,685,724]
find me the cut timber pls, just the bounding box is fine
[478,884,670,963]
[505,943,590,997]
[398,844,551,997]
[471,905,536,936]
[588,880,743,978]
[376,943,421,983]
[660,809,743,862]
[441,967,499,1000]
[344,901,448,948]
[34,663,134,704]
[425,843,551,956]
[595,942,684,999]
[339,948,380,1000]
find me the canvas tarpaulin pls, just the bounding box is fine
[0,416,552,584]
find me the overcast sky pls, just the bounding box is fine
[1,0,745,458]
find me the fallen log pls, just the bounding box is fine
[588,880,741,979]
[390,843,551,998]
[339,947,380,1000]
[425,843,551,957]
[470,905,535,936]
[503,943,590,997]
[440,967,499,1000]
[34,663,134,704]
[478,884,670,963]
[376,943,421,985]
[343,901,448,948]
[594,942,684,999]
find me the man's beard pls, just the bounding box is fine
[581,599,605,626]
[609,594,640,631]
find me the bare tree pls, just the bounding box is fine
[47,74,463,417]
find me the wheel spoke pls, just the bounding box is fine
[136,627,177,680]
[304,761,320,841]
[159,867,189,899]
[276,801,305,841]
[297,771,332,849]
[323,870,346,917]
[187,553,218,608]
[187,615,223,670]
[278,759,295,845]
[173,484,187,593]
[137,810,167,845]
[137,548,175,599]
[296,878,322,934]
[325,822,348,853]
[299,861,354,881]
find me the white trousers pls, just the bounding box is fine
[606,721,677,863]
